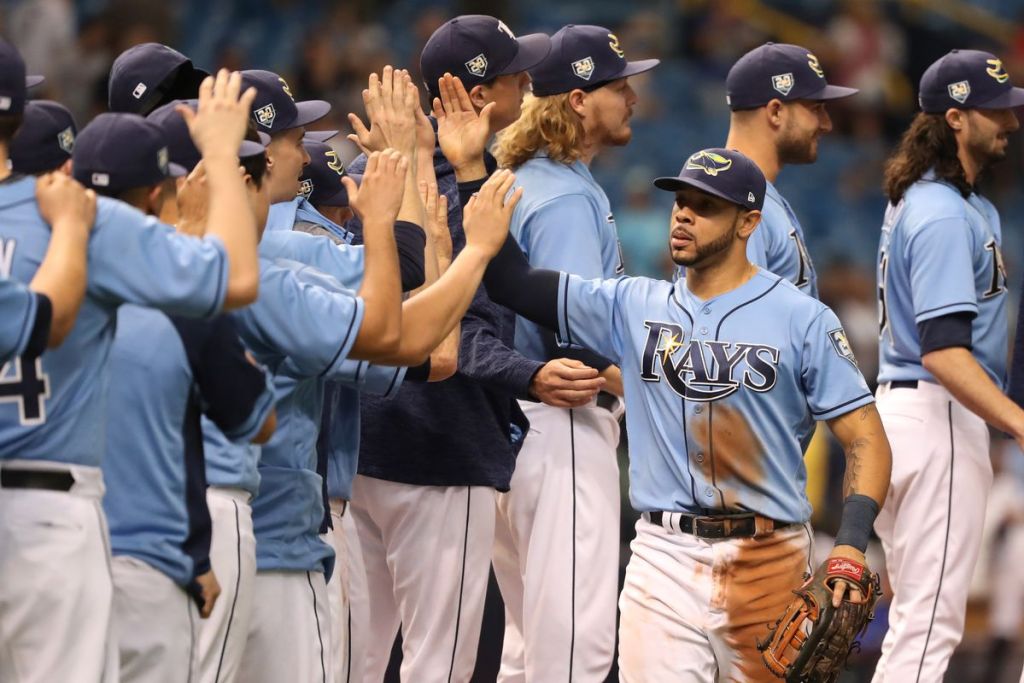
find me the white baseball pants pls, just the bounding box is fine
[327,498,368,683]
[492,401,621,683]
[112,555,199,683]
[872,380,992,683]
[197,487,256,683]
[350,474,495,682]
[618,516,812,682]
[0,461,117,683]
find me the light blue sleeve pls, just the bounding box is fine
[521,195,607,278]
[332,360,406,398]
[905,217,978,323]
[259,231,365,291]
[87,198,228,317]
[554,272,634,363]
[0,279,38,363]
[237,265,364,379]
[801,308,874,421]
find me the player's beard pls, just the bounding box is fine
[777,121,818,165]
[671,215,739,267]
[967,128,1009,173]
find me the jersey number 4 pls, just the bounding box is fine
[0,357,50,425]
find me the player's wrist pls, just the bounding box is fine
[452,158,487,182]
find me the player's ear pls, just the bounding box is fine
[468,83,489,110]
[945,108,964,132]
[58,159,72,177]
[765,99,785,128]
[737,209,761,239]
[567,88,588,118]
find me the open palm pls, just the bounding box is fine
[432,74,494,170]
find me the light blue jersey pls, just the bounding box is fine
[0,278,42,364]
[104,306,274,586]
[747,181,817,297]
[553,269,873,522]
[877,172,1008,386]
[508,152,624,363]
[0,177,229,466]
[266,197,354,244]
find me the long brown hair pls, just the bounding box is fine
[492,93,585,170]
[883,112,970,203]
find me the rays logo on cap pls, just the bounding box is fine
[57,126,74,154]
[132,82,148,100]
[948,80,971,104]
[325,150,345,175]
[685,150,733,176]
[829,328,857,366]
[299,178,314,199]
[279,78,295,100]
[157,147,169,175]
[987,58,1009,84]
[807,53,824,78]
[255,103,276,128]
[608,34,624,58]
[572,57,595,81]
[772,73,794,96]
[465,54,488,78]
[497,20,516,40]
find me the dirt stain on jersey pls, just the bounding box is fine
[691,403,765,506]
[719,532,809,682]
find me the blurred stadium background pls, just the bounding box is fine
[9,0,1024,679]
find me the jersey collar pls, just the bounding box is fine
[672,268,781,315]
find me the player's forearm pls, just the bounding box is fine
[396,161,422,226]
[600,366,624,398]
[30,219,90,346]
[428,324,460,381]
[203,154,259,309]
[828,404,892,507]
[923,346,1024,438]
[350,218,402,360]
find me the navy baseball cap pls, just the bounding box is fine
[108,43,209,116]
[0,39,44,115]
[420,15,551,98]
[654,148,766,211]
[529,24,659,97]
[10,101,77,174]
[299,139,352,207]
[304,129,338,143]
[240,70,330,134]
[726,43,857,110]
[72,113,187,192]
[918,49,1024,113]
[147,100,269,172]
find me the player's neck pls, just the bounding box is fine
[956,146,980,187]
[724,129,780,184]
[685,255,758,301]
[0,147,10,182]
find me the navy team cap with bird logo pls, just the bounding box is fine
[529,24,659,97]
[10,100,77,174]
[726,42,858,110]
[299,138,352,207]
[918,49,1024,113]
[240,70,331,134]
[653,148,766,211]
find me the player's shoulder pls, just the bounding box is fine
[899,178,969,228]
[94,194,159,231]
[761,271,832,320]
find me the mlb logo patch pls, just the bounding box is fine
[772,73,794,96]
[299,178,314,199]
[57,126,74,153]
[465,54,488,78]
[829,328,857,366]
[255,103,277,128]
[948,80,971,104]
[132,82,147,100]
[91,172,110,187]
[572,57,595,81]
[0,97,11,111]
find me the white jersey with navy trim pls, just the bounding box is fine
[0,177,230,466]
[747,180,817,297]
[554,268,872,522]
[877,171,1008,386]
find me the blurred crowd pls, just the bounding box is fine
[7,0,1024,678]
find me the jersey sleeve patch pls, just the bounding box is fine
[828,328,858,367]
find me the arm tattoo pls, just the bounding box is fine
[843,437,870,498]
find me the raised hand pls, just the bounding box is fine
[36,172,96,234]
[178,69,257,160]
[461,168,521,257]
[348,67,419,158]
[432,73,493,176]
[420,180,451,264]
[343,149,409,227]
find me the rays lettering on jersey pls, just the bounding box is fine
[640,321,780,401]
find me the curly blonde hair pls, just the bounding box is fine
[492,93,585,169]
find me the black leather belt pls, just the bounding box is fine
[645,510,794,539]
[596,392,619,412]
[1,469,74,491]
[890,380,919,390]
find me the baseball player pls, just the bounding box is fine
[343,19,604,681]
[478,150,891,682]
[9,99,76,175]
[108,42,209,115]
[486,24,656,681]
[298,137,356,235]
[871,49,1024,682]
[719,43,858,297]
[70,112,278,682]
[0,56,261,682]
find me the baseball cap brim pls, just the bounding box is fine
[26,75,44,88]
[168,162,188,178]
[498,33,553,76]
[239,140,266,158]
[653,175,744,208]
[618,59,661,80]
[304,129,338,143]
[805,83,859,101]
[291,100,331,129]
[977,86,1024,110]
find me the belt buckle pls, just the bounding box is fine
[693,516,725,539]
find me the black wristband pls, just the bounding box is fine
[835,494,879,553]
